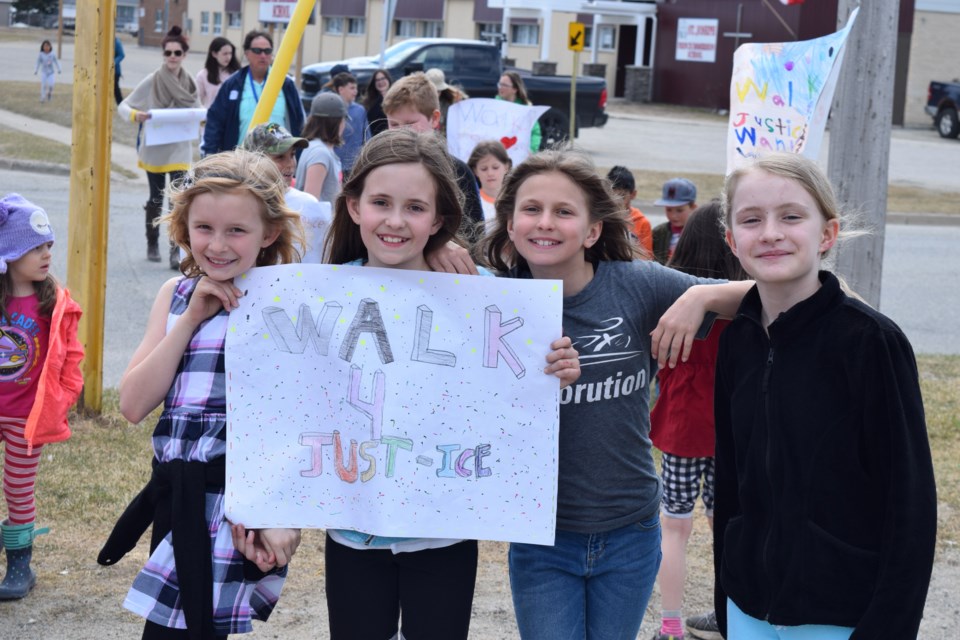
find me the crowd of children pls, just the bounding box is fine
[3,42,938,640]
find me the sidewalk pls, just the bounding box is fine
[0,106,144,183]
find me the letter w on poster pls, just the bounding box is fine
[143,108,207,146]
[225,264,563,545]
[726,8,858,174]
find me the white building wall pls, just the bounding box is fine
[904,9,960,127]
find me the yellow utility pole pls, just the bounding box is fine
[67,1,116,413]
[249,0,317,133]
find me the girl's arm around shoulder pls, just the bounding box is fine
[650,280,753,368]
[119,277,243,423]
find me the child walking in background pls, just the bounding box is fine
[34,40,61,103]
[477,148,752,640]
[713,153,936,639]
[259,128,574,640]
[648,202,745,640]
[607,165,653,258]
[0,194,83,600]
[468,140,512,226]
[97,151,305,639]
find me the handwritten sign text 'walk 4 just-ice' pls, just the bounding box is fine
[224,264,564,545]
[726,8,858,174]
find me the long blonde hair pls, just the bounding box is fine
[162,149,305,276]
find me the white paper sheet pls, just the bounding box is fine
[224,264,563,545]
[446,98,549,167]
[143,108,207,146]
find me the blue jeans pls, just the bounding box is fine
[508,516,662,640]
[727,598,854,640]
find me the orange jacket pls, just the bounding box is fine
[630,207,654,259]
[24,286,84,452]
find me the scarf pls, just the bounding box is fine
[151,65,198,109]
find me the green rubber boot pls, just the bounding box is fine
[0,521,49,600]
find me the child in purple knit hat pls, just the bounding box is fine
[0,193,84,600]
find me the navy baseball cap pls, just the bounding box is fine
[655,178,697,207]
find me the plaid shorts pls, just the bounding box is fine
[660,453,715,518]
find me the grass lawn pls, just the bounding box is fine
[0,124,138,178]
[13,354,959,597]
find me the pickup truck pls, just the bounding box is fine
[926,79,960,139]
[300,38,608,149]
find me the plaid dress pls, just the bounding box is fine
[123,277,286,635]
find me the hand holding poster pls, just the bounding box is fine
[446,98,549,167]
[143,108,207,146]
[725,8,858,173]
[225,264,563,545]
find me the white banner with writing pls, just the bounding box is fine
[224,264,563,545]
[446,98,549,167]
[726,8,858,173]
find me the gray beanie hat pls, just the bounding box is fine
[0,193,55,274]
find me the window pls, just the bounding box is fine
[421,20,442,38]
[324,17,344,35]
[200,11,209,35]
[598,25,616,50]
[228,12,242,28]
[412,45,455,74]
[154,9,163,32]
[348,17,365,36]
[510,24,539,46]
[395,19,416,38]
[477,22,501,43]
[213,12,222,35]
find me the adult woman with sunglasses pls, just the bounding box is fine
[118,26,201,268]
[202,30,305,157]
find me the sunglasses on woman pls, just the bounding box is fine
[163,49,184,57]
[248,47,273,55]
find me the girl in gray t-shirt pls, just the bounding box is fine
[477,147,750,640]
[295,92,347,205]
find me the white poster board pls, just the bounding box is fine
[446,98,549,167]
[726,8,859,173]
[676,18,718,63]
[225,264,563,545]
[143,108,207,146]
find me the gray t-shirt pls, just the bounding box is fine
[295,140,342,204]
[548,260,717,533]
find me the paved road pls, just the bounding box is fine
[3,30,960,194]
[0,169,955,395]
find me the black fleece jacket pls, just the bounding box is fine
[713,272,936,639]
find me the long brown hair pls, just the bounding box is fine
[0,272,57,322]
[501,71,530,105]
[324,129,463,265]
[477,146,638,273]
[162,149,305,276]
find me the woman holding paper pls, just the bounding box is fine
[118,26,201,268]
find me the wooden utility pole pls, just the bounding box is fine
[827,0,899,308]
[68,0,117,413]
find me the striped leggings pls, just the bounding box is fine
[0,416,44,525]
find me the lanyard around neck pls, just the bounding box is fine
[248,69,268,103]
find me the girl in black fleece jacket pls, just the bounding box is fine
[713,153,936,640]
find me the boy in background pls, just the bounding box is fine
[382,72,485,236]
[652,178,697,264]
[607,165,653,259]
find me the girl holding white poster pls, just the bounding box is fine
[270,128,575,640]
[98,150,305,639]
[478,148,752,640]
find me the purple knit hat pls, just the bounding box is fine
[0,193,55,274]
